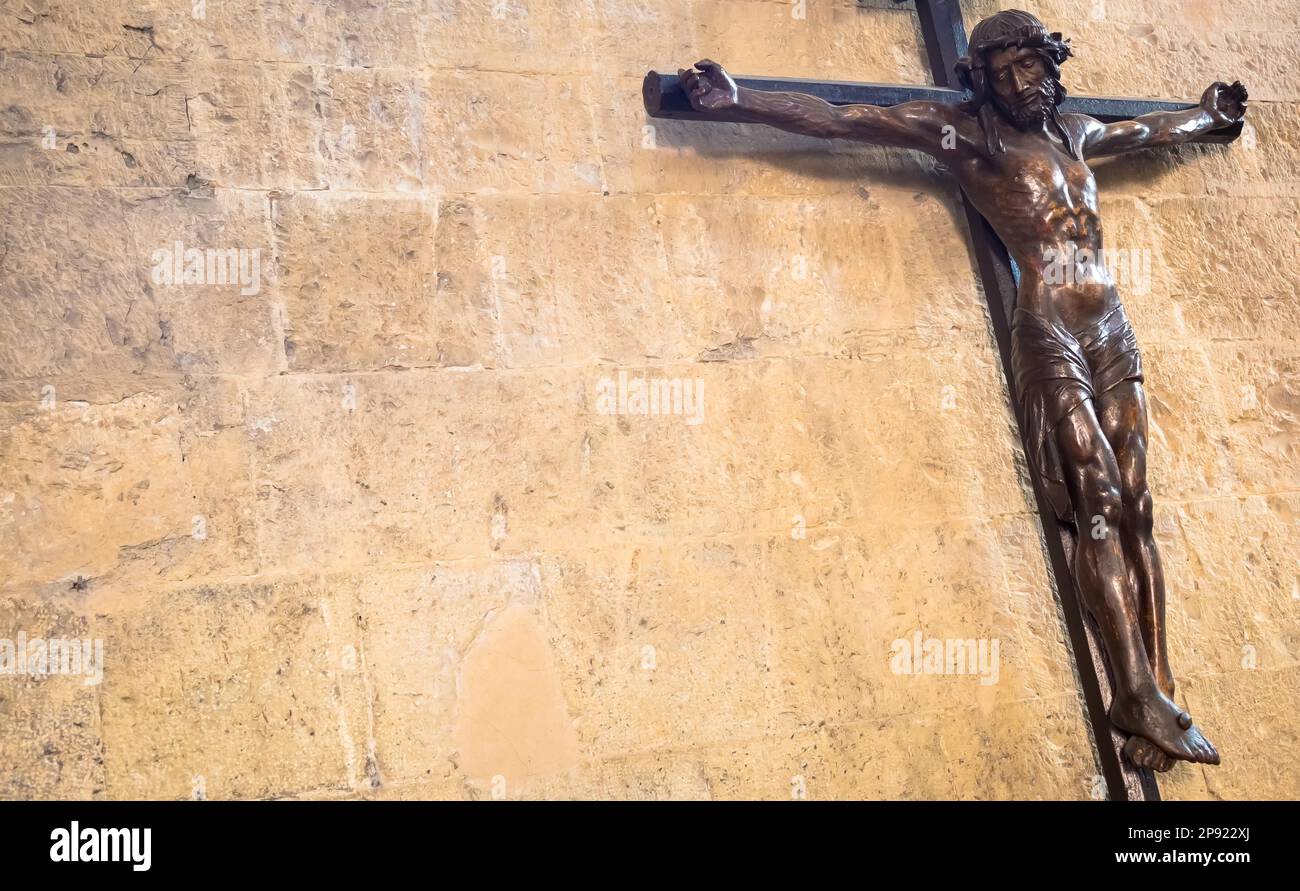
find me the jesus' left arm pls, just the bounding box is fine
[1071,80,1247,158]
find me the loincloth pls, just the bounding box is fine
[1011,303,1144,524]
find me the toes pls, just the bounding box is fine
[1184,730,1219,764]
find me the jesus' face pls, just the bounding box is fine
[986,45,1057,128]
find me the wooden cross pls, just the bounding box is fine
[642,0,1242,802]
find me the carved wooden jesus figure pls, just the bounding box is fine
[676,10,1247,772]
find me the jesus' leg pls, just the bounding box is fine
[1053,402,1218,764]
[1095,382,1176,698]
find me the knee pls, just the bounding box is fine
[1080,464,1125,530]
[1124,486,1154,534]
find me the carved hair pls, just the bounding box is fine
[954,10,1082,160]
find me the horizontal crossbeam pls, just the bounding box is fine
[642,72,1244,143]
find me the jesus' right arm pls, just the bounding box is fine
[677,59,976,157]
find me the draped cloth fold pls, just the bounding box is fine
[1010,303,1144,524]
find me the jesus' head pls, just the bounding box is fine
[956,10,1079,156]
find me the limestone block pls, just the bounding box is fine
[423,70,605,195]
[0,128,196,189]
[586,359,861,541]
[765,513,1079,733]
[272,191,444,372]
[1177,665,1300,799]
[1026,0,1300,35]
[1148,197,1300,328]
[1092,146,1211,203]
[1061,20,1300,102]
[653,189,988,359]
[0,378,257,594]
[189,60,324,190]
[822,693,1096,799]
[582,0,697,76]
[764,525,938,730]
[354,562,521,788]
[93,577,366,799]
[1164,494,1300,677]
[438,195,675,368]
[350,558,592,798]
[1204,341,1300,495]
[1198,100,1300,200]
[1,185,272,380]
[0,0,162,56]
[452,600,580,792]
[449,189,992,370]
[318,67,429,192]
[1094,195,1177,330]
[691,1,927,84]
[245,367,625,573]
[0,187,142,380]
[126,0,272,65]
[121,186,280,375]
[520,752,713,801]
[0,596,104,799]
[0,52,188,141]
[541,540,775,760]
[0,51,195,188]
[1,0,430,68]
[421,0,591,75]
[640,694,1095,799]
[663,728,839,801]
[1140,342,1239,502]
[822,346,1029,525]
[251,0,429,69]
[990,514,1085,699]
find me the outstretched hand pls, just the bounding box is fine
[1200,80,1248,127]
[677,59,740,112]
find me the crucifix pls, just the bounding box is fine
[643,1,1248,801]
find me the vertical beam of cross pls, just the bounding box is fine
[906,0,1158,802]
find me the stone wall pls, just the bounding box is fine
[0,0,1294,799]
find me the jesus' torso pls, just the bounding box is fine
[953,118,1120,333]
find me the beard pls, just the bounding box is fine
[995,80,1057,129]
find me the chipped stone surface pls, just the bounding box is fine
[1,0,1296,799]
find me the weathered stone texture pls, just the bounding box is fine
[0,379,256,596]
[1,0,1296,799]
[0,597,104,799]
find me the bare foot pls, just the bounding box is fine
[1110,686,1220,765]
[1123,735,1175,772]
